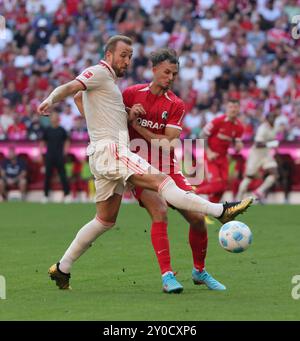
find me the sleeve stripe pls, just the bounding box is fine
[166,124,182,131]
[75,78,87,90]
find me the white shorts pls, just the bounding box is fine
[246,150,277,177]
[87,141,151,202]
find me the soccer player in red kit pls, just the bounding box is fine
[196,99,244,202]
[122,49,226,292]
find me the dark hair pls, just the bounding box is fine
[150,48,179,67]
[228,98,240,104]
[104,35,132,54]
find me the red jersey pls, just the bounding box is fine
[123,84,185,174]
[203,114,244,156]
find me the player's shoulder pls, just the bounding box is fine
[79,64,105,79]
[166,90,184,106]
[257,121,269,131]
[213,114,226,123]
[124,83,150,94]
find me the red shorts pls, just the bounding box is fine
[132,173,194,207]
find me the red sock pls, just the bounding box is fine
[189,227,207,272]
[151,222,172,274]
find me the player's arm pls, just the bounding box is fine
[38,80,85,115]
[131,99,185,147]
[127,104,146,123]
[74,91,85,117]
[255,140,279,148]
[133,123,181,142]
[234,138,243,152]
[132,121,181,150]
[201,119,220,160]
[200,121,214,139]
[254,125,279,148]
[122,87,146,122]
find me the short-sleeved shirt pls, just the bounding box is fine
[254,121,276,144]
[43,126,68,157]
[123,84,185,174]
[203,114,244,157]
[76,60,129,147]
[249,121,277,159]
[1,159,26,179]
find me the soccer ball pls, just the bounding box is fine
[219,221,252,253]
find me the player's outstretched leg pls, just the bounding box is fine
[192,268,226,291]
[162,272,183,294]
[132,174,254,222]
[48,263,71,290]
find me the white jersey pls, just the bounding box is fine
[246,121,277,175]
[76,60,129,146]
[255,121,277,144]
[250,121,277,156]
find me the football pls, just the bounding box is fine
[219,221,252,253]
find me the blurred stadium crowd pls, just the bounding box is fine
[1,0,300,142]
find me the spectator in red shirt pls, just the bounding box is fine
[7,115,27,141]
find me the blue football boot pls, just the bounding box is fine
[162,272,183,294]
[192,268,226,291]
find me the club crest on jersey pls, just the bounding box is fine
[83,70,93,79]
[162,111,168,120]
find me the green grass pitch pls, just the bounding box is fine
[0,202,299,321]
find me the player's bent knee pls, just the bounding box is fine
[95,216,115,230]
[151,173,169,192]
[188,213,206,230]
[151,205,168,222]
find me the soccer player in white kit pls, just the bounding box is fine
[37,35,253,291]
[237,112,279,202]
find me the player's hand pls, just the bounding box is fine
[128,104,146,122]
[37,98,52,116]
[207,148,218,161]
[234,140,243,152]
[130,117,140,130]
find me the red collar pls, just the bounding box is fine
[99,60,116,79]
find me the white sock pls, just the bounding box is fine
[237,177,251,200]
[159,178,223,217]
[257,174,276,195]
[59,217,114,273]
